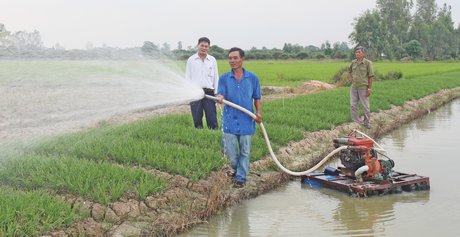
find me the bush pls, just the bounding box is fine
[332,68,403,87]
[374,70,403,81]
[332,67,350,86]
[315,54,326,60]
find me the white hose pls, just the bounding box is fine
[205,94,348,176]
[354,129,385,152]
[355,165,369,178]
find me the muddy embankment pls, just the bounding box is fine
[45,83,460,237]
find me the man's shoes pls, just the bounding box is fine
[233,181,245,188]
[222,166,236,177]
[227,169,236,177]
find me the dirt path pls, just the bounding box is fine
[45,84,460,236]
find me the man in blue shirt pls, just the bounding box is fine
[216,47,262,188]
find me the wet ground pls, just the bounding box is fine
[180,99,460,237]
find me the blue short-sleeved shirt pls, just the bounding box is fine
[218,68,261,135]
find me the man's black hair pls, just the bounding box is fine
[355,46,365,52]
[198,37,210,45]
[228,47,245,58]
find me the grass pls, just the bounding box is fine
[33,115,226,182]
[0,187,87,236]
[217,60,460,86]
[372,61,460,79]
[0,154,167,205]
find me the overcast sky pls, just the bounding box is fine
[1,0,459,50]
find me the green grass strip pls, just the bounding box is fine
[0,187,85,236]
[0,155,167,205]
[34,115,226,182]
[216,60,460,86]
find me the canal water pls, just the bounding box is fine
[180,99,460,237]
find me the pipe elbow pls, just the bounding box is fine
[355,165,369,182]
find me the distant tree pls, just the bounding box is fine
[295,51,309,59]
[272,50,284,59]
[7,30,44,52]
[282,43,303,53]
[410,0,437,58]
[305,45,320,52]
[321,41,333,56]
[209,45,226,59]
[332,51,348,59]
[282,43,292,53]
[376,0,413,59]
[349,10,382,59]
[161,42,171,55]
[415,0,437,24]
[331,41,349,59]
[455,24,460,58]
[403,40,423,58]
[315,53,326,60]
[430,4,456,59]
[349,0,460,60]
[177,41,182,50]
[0,23,10,47]
[141,41,159,57]
[337,42,350,51]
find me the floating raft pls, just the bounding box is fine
[301,170,430,197]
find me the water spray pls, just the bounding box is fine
[205,94,351,176]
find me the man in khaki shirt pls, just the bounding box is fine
[348,46,374,129]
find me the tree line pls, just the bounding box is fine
[1,0,459,61]
[350,0,460,60]
[140,40,350,60]
[0,23,349,60]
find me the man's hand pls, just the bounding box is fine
[216,95,224,104]
[255,113,262,124]
[366,89,371,97]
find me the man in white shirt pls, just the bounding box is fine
[185,37,219,129]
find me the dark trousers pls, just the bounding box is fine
[190,90,218,129]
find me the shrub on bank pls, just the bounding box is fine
[332,67,403,87]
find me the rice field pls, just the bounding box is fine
[1,60,460,235]
[216,60,460,86]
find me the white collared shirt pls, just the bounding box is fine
[185,53,219,93]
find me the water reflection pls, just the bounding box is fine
[204,207,250,237]
[384,100,454,151]
[329,188,429,236]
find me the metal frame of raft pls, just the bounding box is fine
[301,170,430,197]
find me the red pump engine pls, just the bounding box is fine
[333,130,394,180]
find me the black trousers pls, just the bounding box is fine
[190,89,218,129]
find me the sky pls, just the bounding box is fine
[1,0,459,50]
